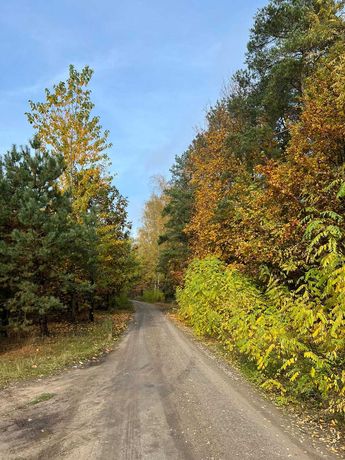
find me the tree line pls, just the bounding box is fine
[0,65,136,337]
[137,0,345,415]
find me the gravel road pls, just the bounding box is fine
[0,301,339,459]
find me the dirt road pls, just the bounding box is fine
[0,301,338,459]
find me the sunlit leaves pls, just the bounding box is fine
[160,0,345,416]
[26,65,112,217]
[178,256,345,414]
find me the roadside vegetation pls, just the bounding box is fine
[142,289,165,303]
[0,66,137,384]
[0,309,132,387]
[136,0,345,422]
[177,257,344,417]
[134,177,167,300]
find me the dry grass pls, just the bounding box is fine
[0,310,132,388]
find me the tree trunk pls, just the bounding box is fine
[88,298,94,322]
[0,306,9,337]
[70,293,77,323]
[39,315,49,336]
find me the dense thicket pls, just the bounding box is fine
[151,0,345,414]
[0,66,135,337]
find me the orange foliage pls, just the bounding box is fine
[184,43,345,276]
[186,104,243,260]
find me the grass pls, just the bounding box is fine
[0,310,133,388]
[28,392,56,405]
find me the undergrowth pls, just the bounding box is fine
[0,310,132,387]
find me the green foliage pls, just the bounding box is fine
[28,393,56,405]
[177,256,345,415]
[142,289,165,303]
[246,0,344,135]
[0,65,137,337]
[113,293,132,310]
[159,151,194,296]
[0,144,82,334]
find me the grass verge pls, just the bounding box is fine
[0,310,133,388]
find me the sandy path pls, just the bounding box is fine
[0,301,338,459]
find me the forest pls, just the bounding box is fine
[136,0,345,417]
[0,65,137,345]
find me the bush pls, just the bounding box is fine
[113,293,132,309]
[142,289,165,303]
[177,256,345,415]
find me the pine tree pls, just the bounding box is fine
[159,151,194,295]
[26,65,135,314]
[0,143,80,334]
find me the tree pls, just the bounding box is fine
[186,104,235,259]
[254,40,345,278]
[159,150,194,295]
[0,143,80,335]
[94,182,135,308]
[246,0,345,142]
[136,179,167,293]
[26,65,135,313]
[26,65,112,216]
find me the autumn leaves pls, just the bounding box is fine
[0,66,135,337]
[137,0,345,415]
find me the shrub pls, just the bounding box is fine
[177,256,345,415]
[113,293,132,309]
[142,289,165,303]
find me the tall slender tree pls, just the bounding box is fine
[26,65,112,216]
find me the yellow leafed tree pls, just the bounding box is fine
[26,64,112,216]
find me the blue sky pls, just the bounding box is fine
[0,0,266,233]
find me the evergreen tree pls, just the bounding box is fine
[0,143,83,334]
[26,65,135,315]
[159,151,194,296]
